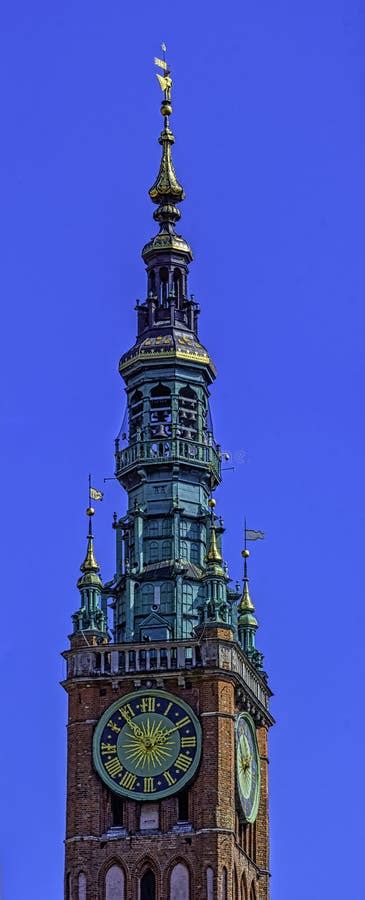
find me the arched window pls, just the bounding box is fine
[149,542,159,563]
[180,540,188,560]
[182,583,193,638]
[190,543,199,565]
[249,884,257,900]
[150,383,171,438]
[160,582,174,614]
[162,540,171,560]
[140,868,156,900]
[206,868,214,900]
[78,873,86,900]
[148,269,156,296]
[162,518,171,536]
[159,266,169,304]
[148,520,159,536]
[178,386,198,440]
[130,389,143,439]
[182,583,193,613]
[173,267,183,304]
[141,584,154,613]
[221,867,228,900]
[105,865,125,900]
[189,521,200,539]
[180,520,188,537]
[169,862,190,899]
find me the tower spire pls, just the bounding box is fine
[238,548,265,673]
[141,46,192,270]
[71,505,108,640]
[149,47,185,222]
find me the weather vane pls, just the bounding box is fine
[154,42,173,101]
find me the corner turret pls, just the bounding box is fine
[71,507,108,645]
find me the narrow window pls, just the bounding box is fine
[180,540,188,560]
[78,873,86,900]
[105,865,125,900]
[111,794,124,827]
[140,869,156,900]
[190,543,199,565]
[162,540,171,560]
[149,542,159,563]
[159,267,169,304]
[206,868,214,900]
[169,862,190,899]
[178,789,189,821]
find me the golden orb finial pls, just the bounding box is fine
[86,506,95,517]
[208,498,216,509]
[241,548,250,558]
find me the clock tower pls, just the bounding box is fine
[63,53,273,900]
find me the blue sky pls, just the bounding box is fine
[0,1,364,897]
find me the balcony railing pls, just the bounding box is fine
[115,437,221,481]
[65,639,270,710]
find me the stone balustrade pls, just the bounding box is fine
[65,638,269,710]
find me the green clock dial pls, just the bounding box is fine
[93,689,202,801]
[236,713,261,823]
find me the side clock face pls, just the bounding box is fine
[93,689,202,801]
[236,713,261,823]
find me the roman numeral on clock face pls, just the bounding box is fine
[175,715,190,730]
[119,703,135,723]
[107,719,121,734]
[175,753,192,772]
[140,696,156,713]
[119,771,137,790]
[105,758,122,777]
[144,777,155,792]
[164,771,177,786]
[181,736,196,747]
[101,743,117,755]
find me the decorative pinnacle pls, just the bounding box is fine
[80,507,100,574]
[149,45,185,214]
[206,497,224,570]
[238,549,256,617]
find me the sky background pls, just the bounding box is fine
[0,1,364,897]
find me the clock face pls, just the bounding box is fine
[93,689,202,801]
[236,713,261,823]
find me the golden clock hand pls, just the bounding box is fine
[125,718,144,738]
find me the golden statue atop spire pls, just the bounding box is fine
[149,44,185,208]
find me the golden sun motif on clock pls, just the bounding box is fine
[236,713,261,823]
[93,689,202,801]
[121,718,175,770]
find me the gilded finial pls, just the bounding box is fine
[238,546,256,617]
[205,497,224,572]
[80,507,100,574]
[149,46,185,211]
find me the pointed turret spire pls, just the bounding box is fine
[238,548,264,673]
[205,499,224,572]
[72,506,108,640]
[142,46,193,269]
[149,47,185,219]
